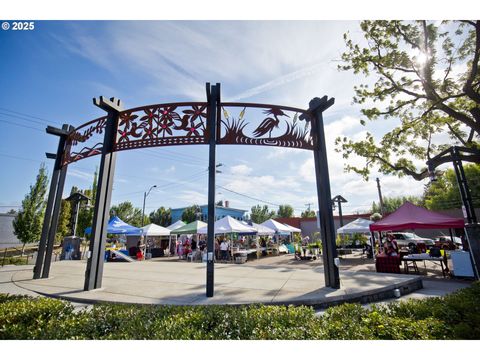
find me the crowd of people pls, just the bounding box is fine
[176,236,236,262]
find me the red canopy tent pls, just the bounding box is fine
[370,201,465,232]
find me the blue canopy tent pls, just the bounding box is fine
[84,216,142,235]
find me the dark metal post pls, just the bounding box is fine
[309,96,340,289]
[338,202,343,227]
[84,97,122,291]
[451,147,477,224]
[33,159,60,278]
[206,82,219,297]
[42,157,70,278]
[34,124,71,279]
[72,202,80,236]
[427,146,480,279]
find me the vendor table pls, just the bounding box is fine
[402,253,448,278]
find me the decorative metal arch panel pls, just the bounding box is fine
[218,103,313,150]
[114,102,209,152]
[62,116,108,166]
[62,101,314,166]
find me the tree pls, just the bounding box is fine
[250,205,276,224]
[182,205,202,223]
[337,20,480,181]
[370,195,423,214]
[424,163,480,210]
[149,206,172,227]
[7,209,16,215]
[301,209,316,218]
[55,199,72,243]
[110,201,148,228]
[76,168,97,237]
[370,213,383,221]
[277,204,294,218]
[12,164,48,253]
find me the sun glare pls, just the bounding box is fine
[412,48,428,66]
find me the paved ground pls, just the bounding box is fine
[0,253,473,307]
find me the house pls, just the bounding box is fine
[0,213,21,249]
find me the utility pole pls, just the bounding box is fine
[376,178,385,216]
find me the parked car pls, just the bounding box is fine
[390,232,435,249]
[434,236,463,250]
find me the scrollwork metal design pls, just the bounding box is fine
[114,102,209,151]
[62,116,108,165]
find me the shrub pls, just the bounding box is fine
[0,282,479,340]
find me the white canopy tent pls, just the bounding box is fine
[166,220,186,256]
[242,221,276,236]
[141,223,172,257]
[198,216,257,234]
[282,223,301,233]
[167,220,186,231]
[260,219,292,234]
[336,218,373,234]
[141,223,171,236]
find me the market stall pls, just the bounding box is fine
[166,220,186,255]
[259,219,292,255]
[84,216,142,260]
[198,216,257,262]
[140,223,171,258]
[170,220,208,260]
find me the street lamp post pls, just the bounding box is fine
[142,185,157,259]
[332,195,347,227]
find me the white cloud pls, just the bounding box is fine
[230,164,253,176]
[176,190,208,205]
[68,169,94,181]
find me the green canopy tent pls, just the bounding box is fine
[170,220,208,235]
[171,220,208,259]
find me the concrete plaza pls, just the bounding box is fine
[1,254,473,307]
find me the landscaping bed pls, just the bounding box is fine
[1,282,479,340]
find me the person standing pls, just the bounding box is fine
[220,239,229,262]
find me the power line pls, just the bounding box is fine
[216,184,305,211]
[0,107,63,126]
[0,152,50,165]
[0,118,45,133]
[113,170,208,198]
[0,111,54,127]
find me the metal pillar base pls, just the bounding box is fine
[84,97,122,291]
[206,83,220,297]
[42,164,68,278]
[464,223,480,280]
[309,96,340,289]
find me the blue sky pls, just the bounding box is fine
[0,20,433,216]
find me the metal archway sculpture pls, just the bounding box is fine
[34,83,340,297]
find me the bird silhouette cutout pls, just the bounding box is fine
[253,108,289,138]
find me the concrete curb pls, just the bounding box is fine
[22,277,423,309]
